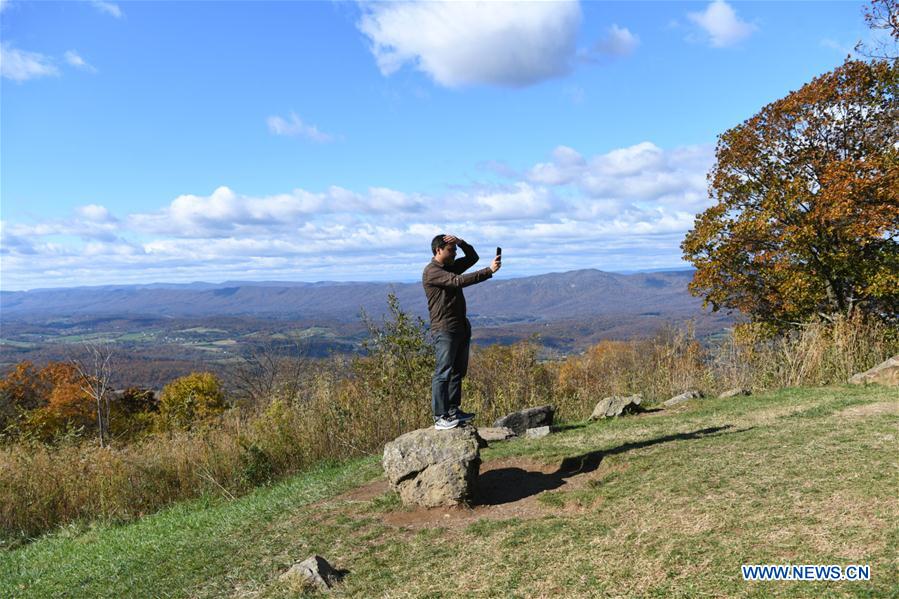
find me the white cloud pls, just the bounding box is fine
[0,43,59,82]
[525,142,714,213]
[267,112,335,142]
[4,205,122,244]
[527,146,585,185]
[77,204,116,223]
[687,0,756,48]
[1,141,715,289]
[64,50,97,72]
[590,141,665,177]
[83,240,141,257]
[467,183,555,220]
[89,0,123,18]
[128,185,428,237]
[368,187,425,212]
[594,24,640,56]
[357,0,582,88]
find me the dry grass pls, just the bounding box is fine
[3,385,896,598]
[708,313,897,390]
[1,312,896,545]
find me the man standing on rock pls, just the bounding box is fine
[423,234,501,430]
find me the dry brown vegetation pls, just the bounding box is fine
[1,303,896,544]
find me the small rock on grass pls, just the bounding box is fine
[493,405,555,435]
[663,390,703,407]
[525,426,551,439]
[280,555,343,591]
[590,394,644,419]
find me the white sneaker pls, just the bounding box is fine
[434,415,460,430]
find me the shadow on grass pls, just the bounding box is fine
[475,425,745,506]
[547,408,665,434]
[551,422,589,432]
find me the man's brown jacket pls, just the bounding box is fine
[422,241,493,332]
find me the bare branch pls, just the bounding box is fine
[70,341,115,447]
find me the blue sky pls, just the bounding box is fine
[0,0,875,290]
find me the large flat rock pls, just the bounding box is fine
[382,425,483,507]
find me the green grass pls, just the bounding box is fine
[3,385,897,598]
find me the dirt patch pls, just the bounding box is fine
[834,401,899,419]
[753,404,804,421]
[335,479,389,502]
[378,456,608,530]
[334,426,735,531]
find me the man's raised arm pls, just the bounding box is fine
[424,264,492,289]
[447,237,478,274]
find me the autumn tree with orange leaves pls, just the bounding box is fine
[1,362,96,441]
[682,59,898,329]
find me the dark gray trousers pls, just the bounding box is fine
[431,320,471,419]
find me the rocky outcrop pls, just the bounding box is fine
[493,405,555,435]
[718,388,751,399]
[382,426,484,507]
[590,394,644,419]
[849,355,899,387]
[663,390,703,407]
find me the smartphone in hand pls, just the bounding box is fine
[496,247,502,261]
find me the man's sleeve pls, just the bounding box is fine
[424,265,493,289]
[449,241,479,274]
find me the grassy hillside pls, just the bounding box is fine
[2,384,897,598]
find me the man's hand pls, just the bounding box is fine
[443,235,465,246]
[490,255,502,273]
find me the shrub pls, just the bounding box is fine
[466,339,557,421]
[556,324,709,413]
[156,372,227,431]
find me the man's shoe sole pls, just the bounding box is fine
[434,420,460,430]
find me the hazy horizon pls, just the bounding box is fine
[2,264,696,294]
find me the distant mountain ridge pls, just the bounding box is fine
[1,269,712,325]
